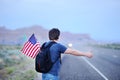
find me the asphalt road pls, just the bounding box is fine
[60,55,104,80]
[35,45,120,80]
[60,45,120,80]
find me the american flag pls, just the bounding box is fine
[21,34,40,58]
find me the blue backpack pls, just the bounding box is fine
[35,42,59,73]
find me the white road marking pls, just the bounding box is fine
[82,57,109,80]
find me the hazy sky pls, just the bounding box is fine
[0,0,120,42]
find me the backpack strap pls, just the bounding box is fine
[48,42,61,64]
[41,42,56,49]
[46,41,56,48]
[41,41,61,64]
[40,42,46,50]
[46,41,62,64]
[60,54,62,64]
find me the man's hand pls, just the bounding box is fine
[85,52,93,58]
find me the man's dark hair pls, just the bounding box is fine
[49,28,60,40]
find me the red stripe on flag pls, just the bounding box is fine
[30,43,40,58]
[28,43,38,56]
[22,42,31,54]
[21,42,29,53]
[30,47,40,58]
[29,43,40,57]
[25,43,34,55]
[27,44,34,56]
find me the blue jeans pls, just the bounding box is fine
[42,73,59,80]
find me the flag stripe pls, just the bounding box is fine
[29,43,40,57]
[25,43,34,55]
[21,42,29,53]
[22,42,31,54]
[31,47,40,58]
[26,43,34,56]
[28,43,39,56]
[31,44,40,58]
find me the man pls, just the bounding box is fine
[42,28,93,80]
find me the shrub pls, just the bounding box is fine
[5,67,15,74]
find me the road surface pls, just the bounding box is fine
[35,45,120,80]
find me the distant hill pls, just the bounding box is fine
[0,25,93,45]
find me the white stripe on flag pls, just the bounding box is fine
[29,43,40,58]
[25,43,34,56]
[22,42,31,54]
[28,43,39,57]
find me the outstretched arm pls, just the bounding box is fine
[64,48,93,58]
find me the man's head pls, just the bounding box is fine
[49,28,60,40]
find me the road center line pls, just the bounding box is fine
[82,57,109,80]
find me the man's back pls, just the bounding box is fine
[43,41,67,76]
